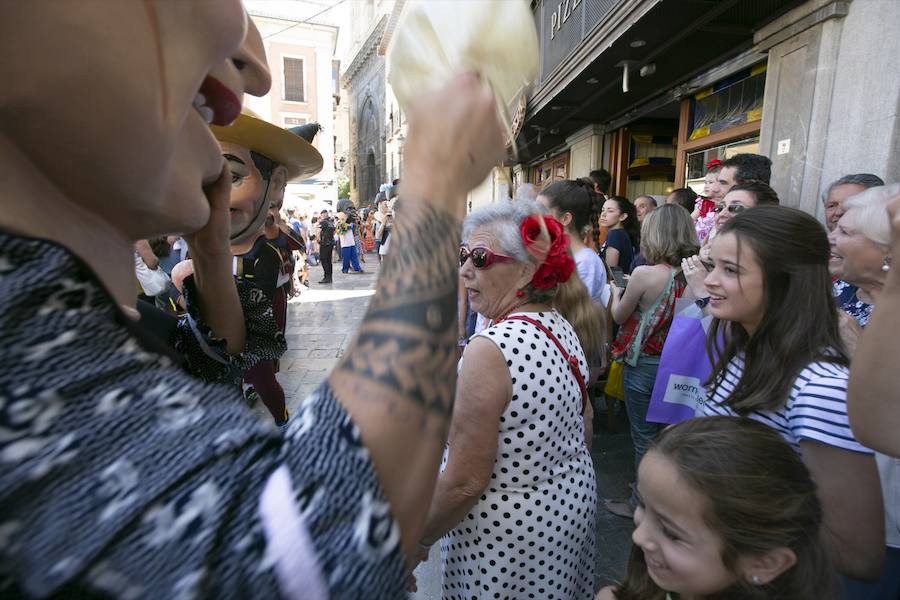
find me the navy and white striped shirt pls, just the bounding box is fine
[697,354,872,454]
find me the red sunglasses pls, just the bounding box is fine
[459,246,515,269]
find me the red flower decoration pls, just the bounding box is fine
[520,216,547,257]
[520,215,575,290]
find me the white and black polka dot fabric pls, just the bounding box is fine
[441,310,597,599]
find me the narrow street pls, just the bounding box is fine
[278,256,636,598]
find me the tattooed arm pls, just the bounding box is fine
[328,72,506,559]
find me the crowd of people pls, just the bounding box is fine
[443,153,899,599]
[1,3,899,600]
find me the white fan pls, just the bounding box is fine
[387,0,539,154]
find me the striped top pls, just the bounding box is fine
[697,354,872,455]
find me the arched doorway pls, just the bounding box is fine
[357,96,381,206]
[365,150,379,208]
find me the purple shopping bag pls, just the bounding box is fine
[647,300,714,424]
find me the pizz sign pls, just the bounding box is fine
[549,0,583,40]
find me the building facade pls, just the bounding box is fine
[343,13,389,208]
[341,0,406,208]
[243,9,341,211]
[511,0,899,219]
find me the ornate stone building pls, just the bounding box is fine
[343,14,389,207]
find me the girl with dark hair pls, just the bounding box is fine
[597,417,837,600]
[539,179,611,307]
[600,195,639,273]
[691,206,883,580]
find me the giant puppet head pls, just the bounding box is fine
[211,110,322,246]
[0,2,276,240]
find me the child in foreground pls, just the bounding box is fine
[597,417,836,600]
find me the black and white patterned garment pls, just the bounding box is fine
[0,233,405,599]
[441,311,597,600]
[174,272,286,386]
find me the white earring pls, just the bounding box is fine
[882,257,891,272]
[751,575,761,585]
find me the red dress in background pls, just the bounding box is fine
[363,220,376,253]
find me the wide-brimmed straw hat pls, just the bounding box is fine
[211,107,323,181]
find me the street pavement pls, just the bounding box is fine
[274,253,635,598]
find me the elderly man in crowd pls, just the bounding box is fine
[823,173,885,232]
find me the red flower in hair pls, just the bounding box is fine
[520,215,575,290]
[706,158,723,171]
[520,215,544,249]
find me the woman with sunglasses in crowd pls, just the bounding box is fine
[687,206,884,581]
[417,200,597,599]
[698,180,779,264]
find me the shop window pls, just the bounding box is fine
[534,153,569,187]
[283,57,305,102]
[626,128,677,200]
[688,63,766,142]
[284,116,308,127]
[685,137,760,193]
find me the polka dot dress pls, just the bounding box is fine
[441,311,597,599]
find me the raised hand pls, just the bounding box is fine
[681,255,709,300]
[328,72,507,561]
[400,71,507,219]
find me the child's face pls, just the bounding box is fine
[632,452,736,596]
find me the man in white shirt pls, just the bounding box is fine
[337,211,363,274]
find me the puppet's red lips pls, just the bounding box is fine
[197,76,241,126]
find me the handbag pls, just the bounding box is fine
[604,360,625,401]
[646,299,716,424]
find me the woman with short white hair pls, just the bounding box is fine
[419,200,597,599]
[829,183,896,327]
[829,183,900,599]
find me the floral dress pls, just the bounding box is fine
[0,233,405,599]
[363,219,376,253]
[833,279,874,327]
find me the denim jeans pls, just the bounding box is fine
[623,354,663,506]
[341,245,361,273]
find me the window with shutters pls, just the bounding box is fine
[283,116,308,127]
[283,57,305,102]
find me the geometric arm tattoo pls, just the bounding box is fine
[335,200,461,416]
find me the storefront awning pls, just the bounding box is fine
[518,0,804,162]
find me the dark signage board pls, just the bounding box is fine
[536,0,622,84]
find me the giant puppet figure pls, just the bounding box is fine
[0,0,506,595]
[210,110,322,426]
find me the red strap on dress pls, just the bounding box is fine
[499,315,588,415]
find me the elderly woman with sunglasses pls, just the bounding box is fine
[417,200,597,599]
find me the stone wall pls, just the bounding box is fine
[758,0,900,218]
[346,53,386,207]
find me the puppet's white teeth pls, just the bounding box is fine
[198,106,214,125]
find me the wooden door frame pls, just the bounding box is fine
[674,98,762,187]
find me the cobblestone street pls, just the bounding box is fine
[278,255,636,598]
